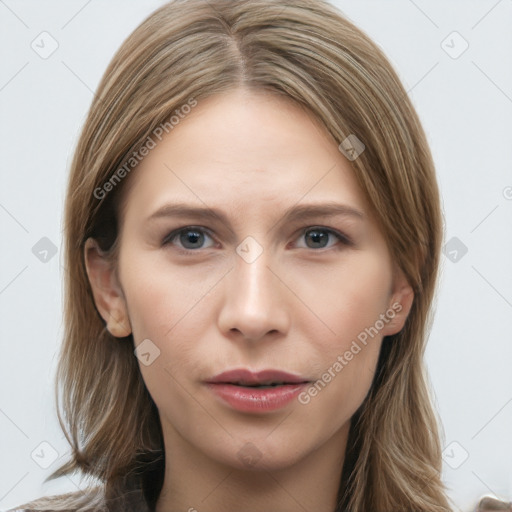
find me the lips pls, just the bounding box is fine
[204,369,311,413]
[205,368,310,387]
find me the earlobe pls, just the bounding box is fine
[106,312,132,338]
[382,268,415,336]
[83,237,132,338]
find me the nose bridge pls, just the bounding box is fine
[218,236,289,340]
[235,241,275,308]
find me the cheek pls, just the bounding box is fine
[120,251,217,341]
[291,252,391,410]
[291,250,392,347]
[126,281,204,399]
[128,284,203,427]
[120,258,214,409]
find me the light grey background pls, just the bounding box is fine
[1,1,511,511]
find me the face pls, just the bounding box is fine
[86,88,413,473]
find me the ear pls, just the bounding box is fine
[381,266,414,336]
[83,237,132,338]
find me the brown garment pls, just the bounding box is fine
[8,491,512,511]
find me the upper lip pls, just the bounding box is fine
[206,368,310,386]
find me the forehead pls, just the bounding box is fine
[119,88,369,222]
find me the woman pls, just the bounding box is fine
[9,0,496,510]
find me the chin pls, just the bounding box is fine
[222,438,308,473]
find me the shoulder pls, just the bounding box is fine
[476,496,512,511]
[5,486,152,512]
[5,488,107,512]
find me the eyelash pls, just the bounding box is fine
[161,225,353,254]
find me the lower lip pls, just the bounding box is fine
[205,383,308,413]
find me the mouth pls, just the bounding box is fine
[204,368,312,413]
[226,382,299,388]
[205,368,311,387]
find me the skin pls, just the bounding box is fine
[85,88,414,512]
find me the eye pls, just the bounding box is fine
[295,226,352,250]
[162,225,353,253]
[162,226,216,251]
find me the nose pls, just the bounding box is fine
[217,243,290,342]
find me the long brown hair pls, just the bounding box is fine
[19,1,451,510]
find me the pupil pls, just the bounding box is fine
[307,229,327,248]
[181,230,203,249]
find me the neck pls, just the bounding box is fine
[155,421,349,512]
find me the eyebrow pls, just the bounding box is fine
[146,201,365,228]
